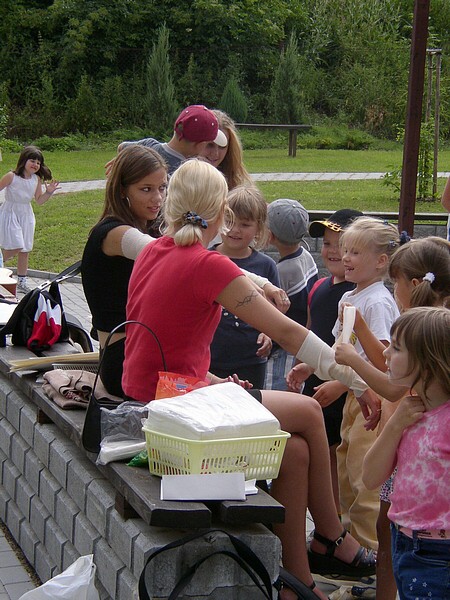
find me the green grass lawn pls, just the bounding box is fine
[1,147,450,179]
[0,147,448,273]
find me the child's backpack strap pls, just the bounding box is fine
[307,276,327,306]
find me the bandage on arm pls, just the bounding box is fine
[296,330,368,397]
[241,268,269,288]
[120,228,156,260]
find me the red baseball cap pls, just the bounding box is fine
[174,105,227,147]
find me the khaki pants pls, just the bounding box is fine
[337,391,381,550]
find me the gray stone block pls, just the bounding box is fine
[107,511,141,569]
[0,485,10,521]
[74,512,101,555]
[34,423,58,467]
[85,480,115,538]
[2,457,21,501]
[94,537,124,599]
[11,433,29,475]
[116,566,138,600]
[44,516,67,569]
[67,454,103,512]
[5,390,23,431]
[34,542,55,583]
[19,403,36,446]
[5,498,24,542]
[140,526,281,599]
[15,475,35,521]
[132,527,180,577]
[0,417,15,455]
[55,489,79,540]
[95,577,112,600]
[0,379,11,414]
[61,541,79,571]
[24,450,45,495]
[30,495,51,543]
[38,469,61,516]
[48,437,75,488]
[19,517,40,566]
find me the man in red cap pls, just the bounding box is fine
[117,105,227,175]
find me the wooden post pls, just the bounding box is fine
[433,51,442,198]
[398,0,430,236]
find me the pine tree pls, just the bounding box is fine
[145,24,179,138]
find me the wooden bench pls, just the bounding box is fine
[4,346,285,530]
[235,123,312,157]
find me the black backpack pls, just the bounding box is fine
[0,261,82,355]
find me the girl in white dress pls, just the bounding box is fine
[0,146,60,292]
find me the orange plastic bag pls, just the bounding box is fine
[155,371,209,399]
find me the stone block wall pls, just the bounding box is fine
[0,369,281,599]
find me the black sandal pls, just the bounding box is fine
[307,529,376,579]
[274,566,323,599]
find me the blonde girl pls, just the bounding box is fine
[328,217,401,552]
[335,236,450,600]
[363,307,450,600]
[210,185,279,388]
[0,146,60,292]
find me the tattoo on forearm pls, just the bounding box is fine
[235,290,259,309]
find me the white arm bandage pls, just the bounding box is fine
[296,330,368,396]
[241,269,269,288]
[120,228,156,260]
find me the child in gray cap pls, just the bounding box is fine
[265,199,318,390]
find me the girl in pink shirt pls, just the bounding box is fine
[363,307,450,600]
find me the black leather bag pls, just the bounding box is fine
[81,320,166,454]
[0,261,81,354]
[138,528,317,600]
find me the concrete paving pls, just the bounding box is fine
[53,171,450,196]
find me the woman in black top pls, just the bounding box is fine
[81,145,168,396]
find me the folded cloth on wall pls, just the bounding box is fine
[42,369,122,410]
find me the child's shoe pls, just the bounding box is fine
[17,276,32,294]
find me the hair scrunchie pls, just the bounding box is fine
[422,272,435,284]
[399,230,411,245]
[182,211,208,229]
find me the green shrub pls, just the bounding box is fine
[219,76,248,122]
[144,25,178,138]
[270,32,303,123]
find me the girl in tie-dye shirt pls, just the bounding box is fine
[363,307,450,600]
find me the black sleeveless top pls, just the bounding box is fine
[81,218,134,334]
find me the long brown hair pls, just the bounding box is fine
[15,146,52,181]
[100,145,167,233]
[212,110,252,190]
[390,306,450,401]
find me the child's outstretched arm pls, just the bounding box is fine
[0,172,13,191]
[335,342,408,402]
[363,395,426,489]
[35,180,60,205]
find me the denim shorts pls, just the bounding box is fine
[391,523,450,599]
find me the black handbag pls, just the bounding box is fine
[81,320,166,454]
[138,528,318,600]
[0,261,81,354]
